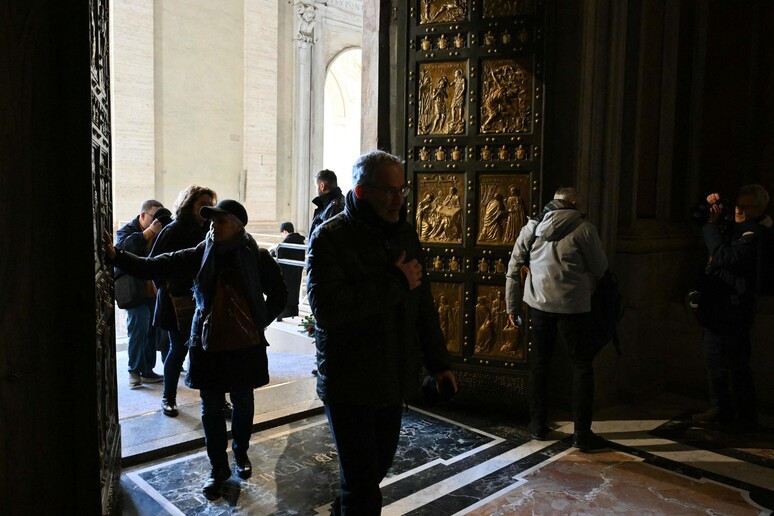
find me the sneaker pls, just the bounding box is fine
[572,431,607,452]
[140,371,163,384]
[128,371,142,387]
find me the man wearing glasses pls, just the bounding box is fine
[307,150,458,514]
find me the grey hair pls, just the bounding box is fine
[352,150,403,187]
[739,184,769,215]
[140,199,163,213]
[554,187,580,204]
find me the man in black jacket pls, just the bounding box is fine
[309,169,345,238]
[272,222,305,321]
[115,199,164,387]
[307,150,457,514]
[695,185,771,425]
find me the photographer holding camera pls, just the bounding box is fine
[694,184,772,425]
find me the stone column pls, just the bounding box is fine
[293,0,318,231]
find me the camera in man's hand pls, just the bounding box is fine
[691,197,733,231]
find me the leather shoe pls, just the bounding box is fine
[161,398,178,417]
[202,465,231,500]
[531,425,553,441]
[235,454,252,479]
[572,431,607,452]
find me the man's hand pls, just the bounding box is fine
[433,370,458,395]
[508,314,520,327]
[706,193,721,205]
[102,229,116,260]
[395,251,422,290]
[145,219,162,240]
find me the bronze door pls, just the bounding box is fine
[400,0,545,391]
[90,0,121,511]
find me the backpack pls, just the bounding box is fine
[589,270,624,355]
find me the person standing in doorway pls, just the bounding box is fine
[150,185,217,417]
[505,188,608,451]
[104,199,287,500]
[272,222,305,322]
[307,150,457,513]
[115,199,165,387]
[309,169,345,239]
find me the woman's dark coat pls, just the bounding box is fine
[149,217,208,331]
[113,232,287,391]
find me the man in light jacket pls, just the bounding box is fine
[505,187,608,451]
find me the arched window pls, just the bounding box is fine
[323,48,362,195]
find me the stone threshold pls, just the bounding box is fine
[121,376,322,468]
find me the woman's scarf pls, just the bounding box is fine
[192,229,269,330]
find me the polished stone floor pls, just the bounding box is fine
[120,396,774,515]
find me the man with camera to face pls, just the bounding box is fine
[694,184,772,425]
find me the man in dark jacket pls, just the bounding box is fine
[104,199,287,501]
[115,199,164,387]
[309,169,345,238]
[272,221,305,321]
[695,185,771,425]
[306,150,457,514]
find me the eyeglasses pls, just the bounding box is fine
[364,184,412,199]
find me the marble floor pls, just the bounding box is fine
[120,396,774,515]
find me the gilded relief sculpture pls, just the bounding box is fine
[474,286,524,359]
[480,59,532,134]
[418,63,466,135]
[419,0,467,24]
[477,174,530,246]
[415,174,464,244]
[431,283,463,353]
[482,0,534,17]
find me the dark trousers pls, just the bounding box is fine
[324,403,403,515]
[200,388,254,468]
[529,308,595,435]
[162,329,190,400]
[702,327,756,422]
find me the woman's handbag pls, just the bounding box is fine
[169,294,196,333]
[201,268,261,352]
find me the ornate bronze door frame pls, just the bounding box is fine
[91,0,121,511]
[398,0,546,400]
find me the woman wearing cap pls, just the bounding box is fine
[103,199,287,501]
[149,185,217,418]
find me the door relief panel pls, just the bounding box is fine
[402,0,545,380]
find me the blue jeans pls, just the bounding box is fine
[125,300,157,375]
[163,329,189,400]
[325,403,403,515]
[200,388,254,468]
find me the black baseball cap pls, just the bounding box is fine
[200,199,248,226]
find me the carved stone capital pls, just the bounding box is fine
[294,0,318,47]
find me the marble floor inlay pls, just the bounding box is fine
[121,406,774,515]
